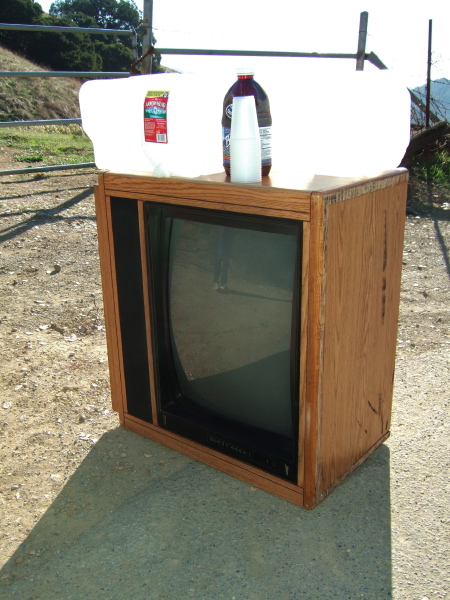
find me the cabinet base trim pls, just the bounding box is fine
[122,414,305,507]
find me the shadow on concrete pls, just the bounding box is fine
[0,427,391,600]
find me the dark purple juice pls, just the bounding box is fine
[222,70,272,176]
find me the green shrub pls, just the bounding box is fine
[412,150,450,185]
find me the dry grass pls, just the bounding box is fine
[0,45,82,122]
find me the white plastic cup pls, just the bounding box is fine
[230,96,261,183]
[230,138,261,183]
[230,96,260,138]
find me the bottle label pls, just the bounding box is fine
[223,125,272,165]
[225,102,233,120]
[260,126,272,163]
[144,91,169,143]
[222,126,231,163]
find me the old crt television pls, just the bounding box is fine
[112,197,301,482]
[95,170,407,508]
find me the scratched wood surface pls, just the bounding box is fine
[101,169,408,223]
[317,180,407,499]
[103,172,311,221]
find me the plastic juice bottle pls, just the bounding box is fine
[222,68,272,176]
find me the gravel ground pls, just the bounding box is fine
[0,161,449,600]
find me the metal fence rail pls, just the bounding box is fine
[0,22,135,34]
[0,71,130,78]
[0,119,81,128]
[155,48,359,60]
[153,46,389,70]
[0,163,96,176]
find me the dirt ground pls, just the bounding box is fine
[0,153,449,599]
[0,160,114,564]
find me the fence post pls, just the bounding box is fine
[131,30,138,63]
[141,0,153,74]
[356,11,368,71]
[426,19,432,128]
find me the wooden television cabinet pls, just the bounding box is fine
[94,169,407,509]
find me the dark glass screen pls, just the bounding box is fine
[147,206,301,480]
[169,219,296,436]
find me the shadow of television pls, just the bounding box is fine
[0,427,391,599]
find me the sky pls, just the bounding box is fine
[36,0,450,88]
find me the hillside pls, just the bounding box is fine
[0,45,82,122]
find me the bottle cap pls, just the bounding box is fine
[237,68,254,77]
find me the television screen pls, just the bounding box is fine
[147,206,302,481]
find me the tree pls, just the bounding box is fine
[0,0,43,23]
[49,0,141,31]
[94,40,131,71]
[30,14,102,71]
[48,0,153,72]
[0,0,161,73]
[0,0,44,56]
[49,0,162,72]
[0,0,99,70]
